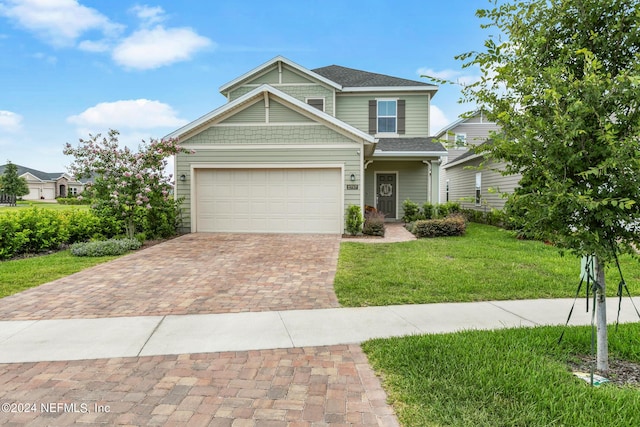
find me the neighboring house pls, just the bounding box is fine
[435,111,518,211]
[166,56,446,234]
[0,164,89,200]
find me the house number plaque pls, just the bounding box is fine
[346,184,359,190]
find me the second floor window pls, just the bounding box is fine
[377,100,397,133]
[455,133,466,148]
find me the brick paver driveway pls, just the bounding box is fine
[0,233,341,320]
[0,233,401,426]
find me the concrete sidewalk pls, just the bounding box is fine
[2,297,639,364]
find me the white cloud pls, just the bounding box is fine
[418,67,481,86]
[112,26,213,70]
[0,0,123,47]
[130,4,166,27]
[67,99,188,130]
[0,110,23,132]
[430,105,450,136]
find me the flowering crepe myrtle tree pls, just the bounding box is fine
[64,129,193,239]
[452,0,640,374]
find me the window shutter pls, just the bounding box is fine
[397,100,406,134]
[368,100,377,134]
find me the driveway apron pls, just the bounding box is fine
[0,233,341,320]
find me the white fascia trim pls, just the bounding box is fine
[181,143,359,150]
[219,56,342,93]
[342,86,438,92]
[442,153,484,169]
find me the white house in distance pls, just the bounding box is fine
[434,110,520,211]
[0,164,89,200]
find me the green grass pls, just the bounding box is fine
[335,223,640,306]
[0,250,118,298]
[0,200,89,214]
[363,323,640,427]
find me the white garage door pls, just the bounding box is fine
[195,168,342,234]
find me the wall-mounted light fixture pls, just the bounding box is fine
[179,174,186,182]
[350,174,356,181]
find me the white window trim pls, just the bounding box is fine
[475,172,482,206]
[305,97,325,112]
[376,98,398,135]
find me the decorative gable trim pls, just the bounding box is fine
[165,84,375,146]
[219,56,342,96]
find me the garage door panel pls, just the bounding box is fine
[196,168,342,233]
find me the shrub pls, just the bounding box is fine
[402,199,423,222]
[363,211,386,236]
[345,205,364,236]
[437,202,461,217]
[0,216,29,260]
[70,238,142,257]
[56,196,91,205]
[60,210,102,243]
[413,214,467,238]
[422,202,435,220]
[15,207,67,252]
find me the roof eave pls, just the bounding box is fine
[341,86,438,93]
[443,153,484,169]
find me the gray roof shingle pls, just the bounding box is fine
[376,138,446,153]
[312,65,433,88]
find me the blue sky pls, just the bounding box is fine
[0,0,493,172]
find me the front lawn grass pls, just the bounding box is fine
[0,201,89,214]
[0,251,118,298]
[335,223,640,306]
[363,323,640,427]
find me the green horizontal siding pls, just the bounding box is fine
[336,94,430,136]
[220,100,265,123]
[270,100,313,123]
[281,67,313,83]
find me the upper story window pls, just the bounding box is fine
[368,99,405,135]
[306,98,324,112]
[455,133,466,148]
[377,100,397,133]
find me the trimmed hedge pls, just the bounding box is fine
[70,238,141,257]
[0,207,112,259]
[412,214,467,238]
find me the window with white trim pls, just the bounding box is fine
[377,100,397,133]
[306,98,324,112]
[475,172,482,205]
[446,180,450,202]
[455,133,466,148]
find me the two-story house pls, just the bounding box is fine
[434,110,519,211]
[166,56,446,234]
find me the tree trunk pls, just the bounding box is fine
[594,257,609,374]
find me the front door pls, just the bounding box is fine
[376,173,396,218]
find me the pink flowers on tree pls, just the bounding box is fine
[64,129,192,238]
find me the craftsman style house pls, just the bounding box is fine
[167,56,446,234]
